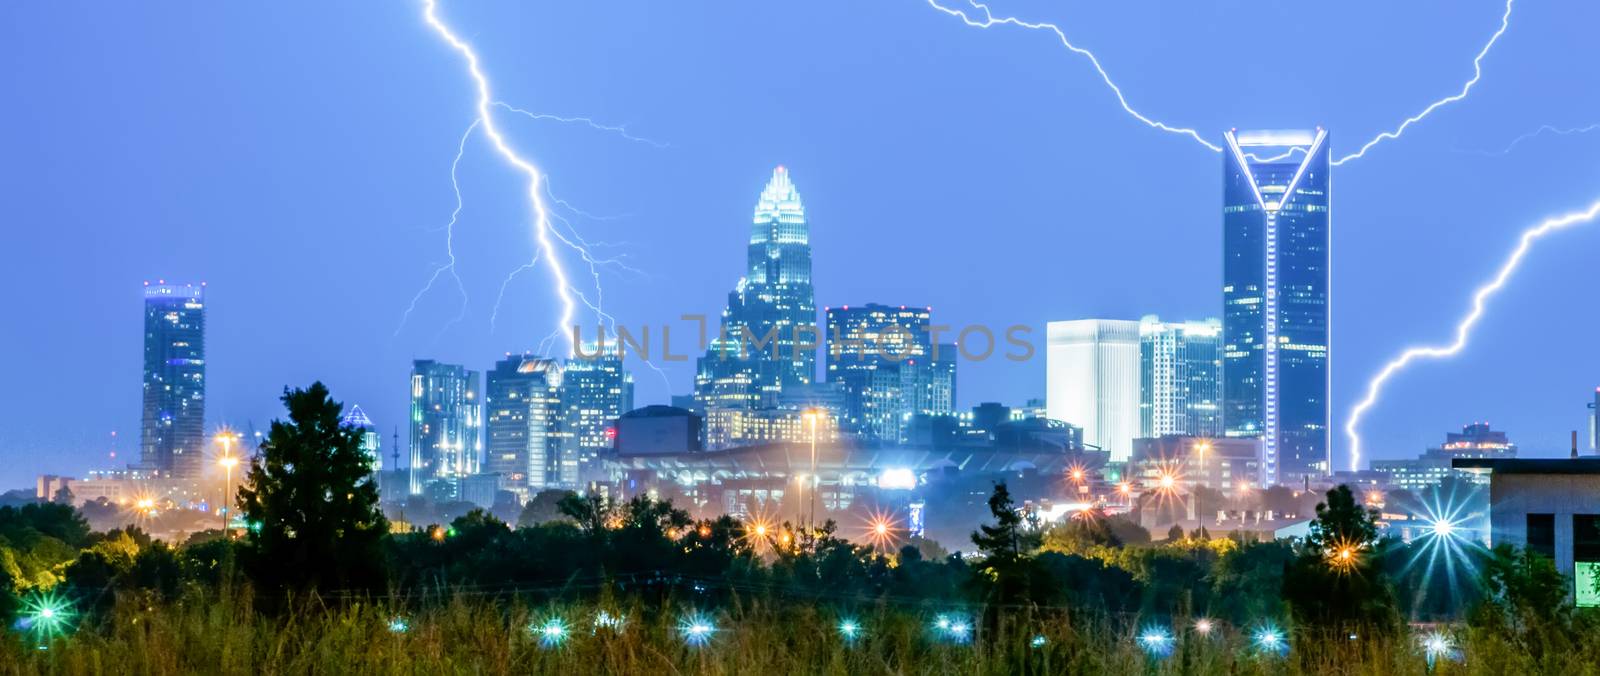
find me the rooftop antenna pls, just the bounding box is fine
[1572,430,1579,459]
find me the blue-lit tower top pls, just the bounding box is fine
[1222,129,1330,486]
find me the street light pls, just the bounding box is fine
[803,409,820,530]
[218,454,239,532]
[216,430,241,533]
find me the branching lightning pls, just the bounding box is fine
[1332,0,1515,165]
[926,0,1517,166]
[924,0,1221,152]
[1463,121,1600,157]
[408,0,677,359]
[496,102,670,149]
[396,118,479,338]
[1345,197,1600,470]
[418,0,577,353]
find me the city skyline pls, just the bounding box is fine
[4,2,1600,489]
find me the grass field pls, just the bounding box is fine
[6,590,1597,675]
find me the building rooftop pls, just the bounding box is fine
[1452,457,1600,475]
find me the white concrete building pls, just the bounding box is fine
[1047,319,1140,462]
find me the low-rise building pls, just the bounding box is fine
[1455,456,1600,607]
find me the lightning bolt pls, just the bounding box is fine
[1332,0,1515,165]
[419,0,594,356]
[926,0,1516,166]
[420,1,672,394]
[924,0,1221,152]
[1344,197,1600,471]
[1462,121,1600,157]
[396,118,479,338]
[495,102,670,149]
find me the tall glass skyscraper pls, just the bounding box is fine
[484,355,563,498]
[409,359,482,495]
[140,282,206,478]
[1222,129,1331,485]
[696,167,818,442]
[1138,316,1222,439]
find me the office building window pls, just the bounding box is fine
[1527,514,1555,559]
[1577,515,1600,609]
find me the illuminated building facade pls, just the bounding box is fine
[140,282,206,478]
[702,406,838,450]
[1372,422,1517,490]
[409,359,482,495]
[342,405,381,470]
[1139,316,1222,439]
[1222,129,1331,486]
[825,304,955,442]
[484,355,563,498]
[1130,435,1262,495]
[697,166,819,445]
[561,353,634,485]
[1046,319,1141,462]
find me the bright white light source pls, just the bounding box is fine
[877,468,917,490]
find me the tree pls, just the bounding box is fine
[970,482,1042,610]
[518,489,576,528]
[1473,544,1572,635]
[237,382,387,597]
[1282,485,1399,631]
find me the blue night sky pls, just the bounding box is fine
[3,1,1599,489]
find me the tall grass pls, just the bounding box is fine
[3,590,1596,675]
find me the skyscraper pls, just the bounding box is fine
[1139,316,1222,439]
[409,360,482,495]
[1046,319,1141,462]
[484,355,563,498]
[342,404,381,470]
[696,167,819,444]
[561,352,634,485]
[140,282,206,478]
[1222,129,1331,485]
[824,304,955,442]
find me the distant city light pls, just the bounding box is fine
[679,613,716,646]
[1030,634,1048,648]
[18,592,72,640]
[1430,518,1456,539]
[387,617,410,633]
[837,619,861,641]
[932,614,971,643]
[1421,631,1458,665]
[864,510,901,551]
[1193,618,1213,635]
[533,617,569,648]
[1137,626,1173,656]
[593,611,626,633]
[1253,626,1287,654]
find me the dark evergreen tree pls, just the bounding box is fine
[970,482,1042,613]
[237,382,387,598]
[1283,485,1399,631]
